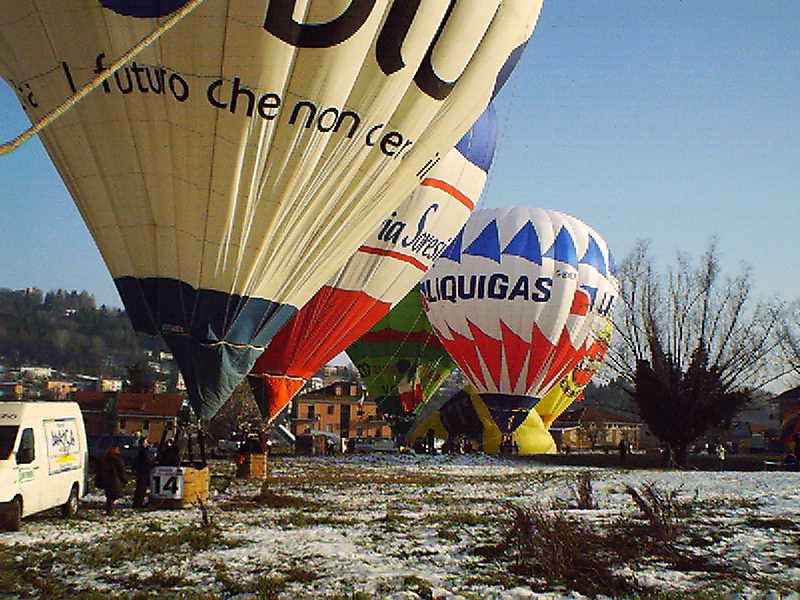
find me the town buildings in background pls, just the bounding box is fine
[553,406,642,452]
[75,391,184,444]
[291,381,389,441]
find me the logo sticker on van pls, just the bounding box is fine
[44,418,82,475]
[18,467,34,484]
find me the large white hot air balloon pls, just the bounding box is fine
[0,1,543,419]
[420,207,618,434]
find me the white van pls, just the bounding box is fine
[0,402,88,531]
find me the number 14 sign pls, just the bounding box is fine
[150,466,184,500]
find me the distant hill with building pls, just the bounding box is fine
[0,286,167,377]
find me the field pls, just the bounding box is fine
[1,454,799,600]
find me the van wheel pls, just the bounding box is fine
[61,485,79,518]
[4,498,21,531]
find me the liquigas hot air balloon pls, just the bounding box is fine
[420,207,619,435]
[0,1,543,419]
[249,106,497,421]
[535,319,612,429]
[346,288,455,424]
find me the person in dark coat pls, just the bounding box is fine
[99,445,128,515]
[159,438,181,467]
[618,439,629,465]
[132,438,154,508]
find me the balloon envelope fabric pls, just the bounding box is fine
[0,1,543,419]
[249,105,497,421]
[346,288,455,420]
[534,319,612,429]
[421,207,618,434]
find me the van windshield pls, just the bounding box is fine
[0,426,19,460]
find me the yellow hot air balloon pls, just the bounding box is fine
[406,385,557,455]
[535,320,613,429]
[0,1,543,419]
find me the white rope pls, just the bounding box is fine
[0,0,207,156]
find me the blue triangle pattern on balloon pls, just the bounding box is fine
[463,220,501,263]
[580,235,607,276]
[502,221,542,264]
[608,251,619,277]
[439,229,464,263]
[543,226,578,268]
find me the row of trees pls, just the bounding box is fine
[3,242,799,465]
[0,287,164,376]
[604,239,795,466]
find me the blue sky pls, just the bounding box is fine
[1,1,799,309]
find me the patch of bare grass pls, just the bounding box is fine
[265,465,443,488]
[254,489,320,509]
[273,511,358,528]
[424,509,485,527]
[744,517,798,531]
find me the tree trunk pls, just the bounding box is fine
[669,442,690,469]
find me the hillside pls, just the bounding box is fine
[0,287,165,377]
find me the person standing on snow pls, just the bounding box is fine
[618,438,629,465]
[133,438,154,508]
[716,443,726,469]
[99,445,128,515]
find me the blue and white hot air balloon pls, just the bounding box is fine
[420,207,618,434]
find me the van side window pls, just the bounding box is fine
[17,427,35,464]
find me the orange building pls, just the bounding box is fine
[291,382,389,440]
[75,391,184,444]
[555,406,641,451]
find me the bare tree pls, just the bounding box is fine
[778,301,800,380]
[605,240,786,466]
[205,381,261,442]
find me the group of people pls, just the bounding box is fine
[95,436,177,515]
[498,435,520,455]
[441,435,479,455]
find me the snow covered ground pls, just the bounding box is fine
[1,454,799,599]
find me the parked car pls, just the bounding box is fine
[0,401,88,531]
[349,437,397,454]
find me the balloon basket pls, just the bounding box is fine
[150,465,210,509]
[236,453,268,479]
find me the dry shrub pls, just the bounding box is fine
[568,471,595,509]
[488,502,633,596]
[624,481,683,541]
[197,495,213,527]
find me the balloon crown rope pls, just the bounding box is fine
[0,0,206,157]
